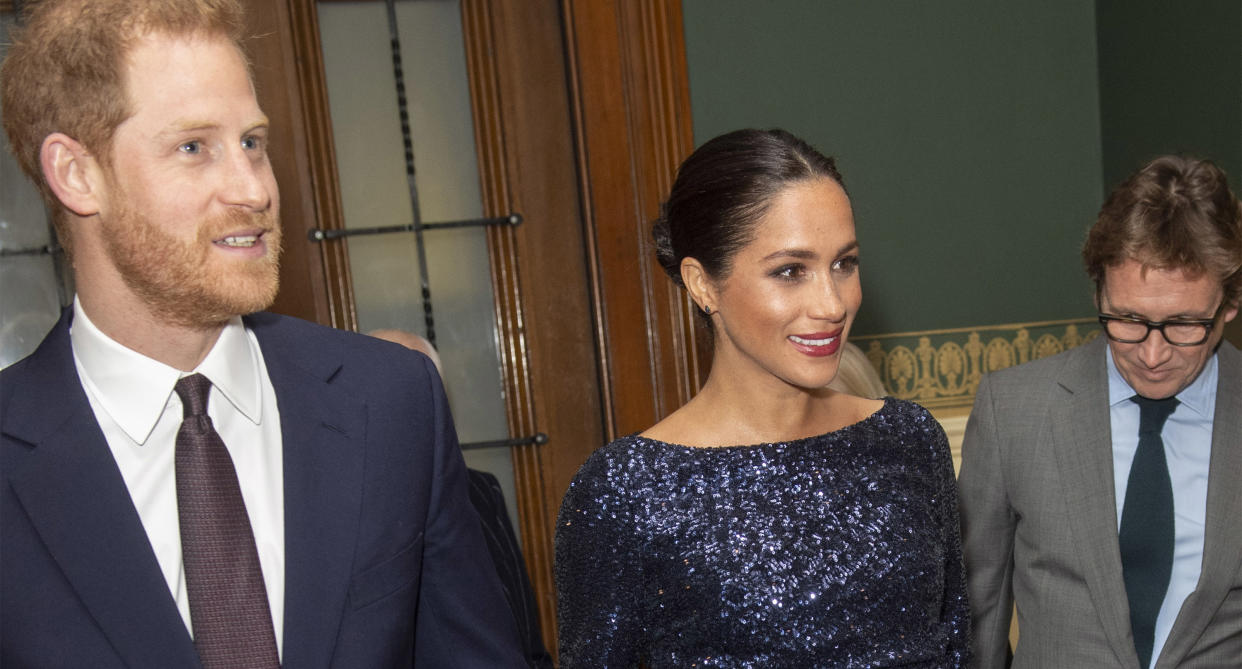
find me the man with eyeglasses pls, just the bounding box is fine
[959,155,1242,669]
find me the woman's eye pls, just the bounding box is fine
[771,264,805,280]
[178,141,201,155]
[833,255,860,273]
[241,135,262,151]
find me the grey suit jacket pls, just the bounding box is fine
[959,337,1242,669]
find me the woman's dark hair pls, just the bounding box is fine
[652,129,845,299]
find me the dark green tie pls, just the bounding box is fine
[1119,395,1178,669]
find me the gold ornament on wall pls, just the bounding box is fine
[854,319,1098,409]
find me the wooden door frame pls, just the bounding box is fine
[264,0,698,656]
[247,0,356,331]
[561,0,705,438]
[461,0,608,653]
[465,1,701,652]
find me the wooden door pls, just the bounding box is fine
[247,0,698,656]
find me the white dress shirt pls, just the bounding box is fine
[1107,346,1215,669]
[69,298,285,657]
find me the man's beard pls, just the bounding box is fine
[101,203,282,329]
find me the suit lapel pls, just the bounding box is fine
[1050,338,1140,668]
[3,313,200,667]
[1157,342,1242,667]
[248,314,368,667]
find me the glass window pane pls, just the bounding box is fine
[317,1,519,537]
[1,13,65,369]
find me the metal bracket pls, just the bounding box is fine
[0,244,62,258]
[307,213,523,242]
[460,432,548,451]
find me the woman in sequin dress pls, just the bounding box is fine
[555,128,970,668]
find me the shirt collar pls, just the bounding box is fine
[70,297,263,444]
[1105,342,1218,418]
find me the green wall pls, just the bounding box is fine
[682,1,1104,336]
[1096,0,1241,195]
[682,0,1241,340]
[1096,0,1242,348]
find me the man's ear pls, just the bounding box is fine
[1222,298,1239,325]
[680,257,717,315]
[40,133,104,217]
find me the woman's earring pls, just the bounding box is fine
[703,305,713,315]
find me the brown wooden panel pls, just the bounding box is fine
[245,0,355,330]
[462,0,608,656]
[562,0,702,440]
[251,0,698,657]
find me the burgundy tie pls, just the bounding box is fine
[174,373,280,668]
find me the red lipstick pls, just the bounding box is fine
[788,329,843,357]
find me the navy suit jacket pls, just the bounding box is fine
[467,469,554,669]
[0,310,525,668]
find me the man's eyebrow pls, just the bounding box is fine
[1164,311,1217,321]
[245,116,271,132]
[1104,304,1217,320]
[156,121,220,138]
[154,116,270,139]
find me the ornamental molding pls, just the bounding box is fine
[853,318,1099,409]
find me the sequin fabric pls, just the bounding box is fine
[555,398,970,668]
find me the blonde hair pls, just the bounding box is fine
[1,0,246,255]
[828,342,886,399]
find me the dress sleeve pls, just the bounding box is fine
[957,375,1016,669]
[555,448,643,668]
[931,415,972,666]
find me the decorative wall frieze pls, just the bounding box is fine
[852,318,1099,409]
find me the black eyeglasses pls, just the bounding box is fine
[1097,300,1227,347]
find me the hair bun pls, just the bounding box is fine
[651,210,684,286]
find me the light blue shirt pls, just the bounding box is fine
[1107,347,1215,669]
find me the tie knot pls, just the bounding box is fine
[175,373,213,418]
[1131,394,1179,434]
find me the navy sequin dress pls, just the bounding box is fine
[555,398,969,668]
